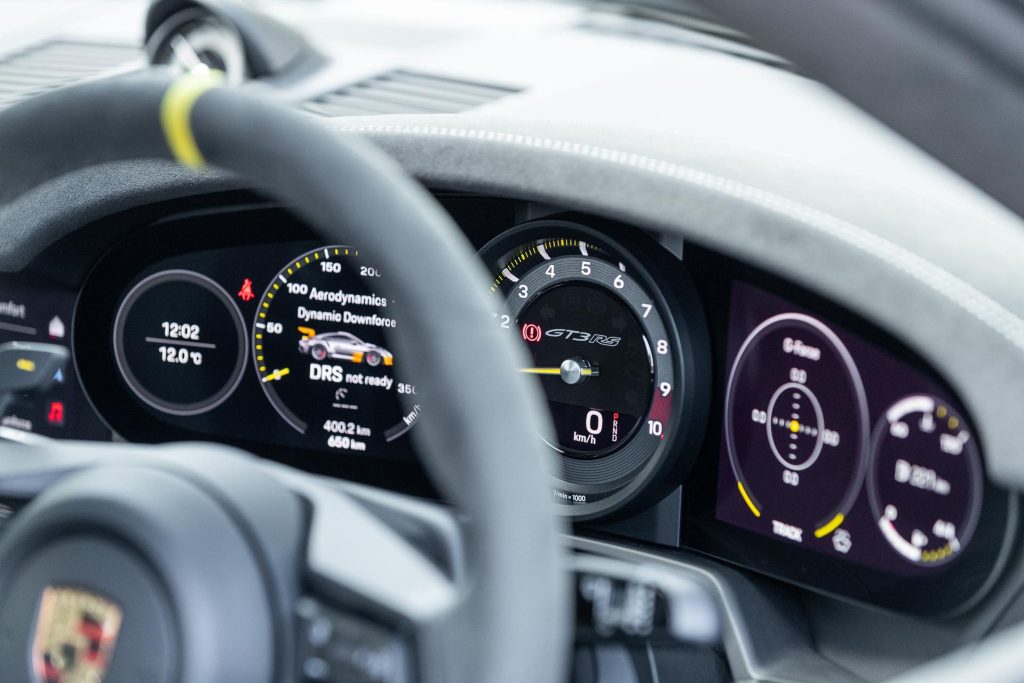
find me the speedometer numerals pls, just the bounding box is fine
[725,313,869,545]
[254,246,419,452]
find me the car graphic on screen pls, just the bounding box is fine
[297,331,393,366]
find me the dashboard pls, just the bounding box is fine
[4,1,1024,680]
[0,193,1009,622]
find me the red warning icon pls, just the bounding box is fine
[521,323,543,343]
[237,278,256,302]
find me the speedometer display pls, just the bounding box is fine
[254,246,420,453]
[517,282,654,457]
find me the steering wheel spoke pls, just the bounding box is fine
[0,436,130,500]
[274,466,462,683]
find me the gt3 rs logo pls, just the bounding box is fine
[32,586,123,683]
[544,329,621,347]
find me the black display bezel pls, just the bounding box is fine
[680,246,1017,617]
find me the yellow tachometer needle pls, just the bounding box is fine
[520,367,596,376]
[262,367,291,383]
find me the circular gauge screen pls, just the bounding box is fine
[725,313,869,541]
[254,246,420,453]
[113,269,246,416]
[868,396,982,566]
[481,227,699,519]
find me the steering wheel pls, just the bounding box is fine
[0,72,569,683]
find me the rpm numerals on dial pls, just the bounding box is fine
[253,246,419,453]
[486,235,682,513]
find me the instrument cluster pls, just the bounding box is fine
[61,200,1013,615]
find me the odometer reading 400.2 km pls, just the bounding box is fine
[254,246,420,453]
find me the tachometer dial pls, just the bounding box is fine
[254,246,420,453]
[724,313,869,542]
[868,396,982,566]
[481,220,707,519]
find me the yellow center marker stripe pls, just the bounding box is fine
[160,72,223,168]
[814,513,845,538]
[737,481,760,518]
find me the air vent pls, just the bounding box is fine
[0,40,143,111]
[302,70,522,118]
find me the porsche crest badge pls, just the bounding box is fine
[31,586,123,683]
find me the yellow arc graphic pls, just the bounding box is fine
[737,481,760,518]
[814,513,845,538]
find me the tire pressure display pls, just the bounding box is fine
[715,282,985,574]
[254,246,419,453]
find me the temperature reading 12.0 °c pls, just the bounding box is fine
[113,270,247,416]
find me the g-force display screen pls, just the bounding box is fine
[715,282,983,574]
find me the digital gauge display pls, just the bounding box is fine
[481,220,708,519]
[724,313,869,543]
[868,396,982,566]
[254,246,420,453]
[714,282,987,576]
[103,231,422,466]
[113,270,247,415]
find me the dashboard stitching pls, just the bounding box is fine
[326,123,1024,355]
